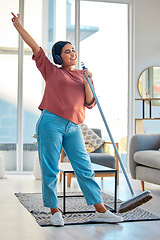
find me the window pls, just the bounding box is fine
[0,0,131,171]
[0,0,19,170]
[23,0,44,171]
[80,1,128,166]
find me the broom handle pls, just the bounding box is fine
[81,62,135,197]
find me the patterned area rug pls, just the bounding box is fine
[15,192,160,226]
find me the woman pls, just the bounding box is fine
[11,12,123,226]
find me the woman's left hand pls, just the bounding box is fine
[82,68,94,105]
[82,68,93,85]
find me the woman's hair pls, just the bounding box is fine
[52,41,71,65]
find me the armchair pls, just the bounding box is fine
[60,128,119,187]
[129,134,160,191]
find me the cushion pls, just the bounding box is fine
[80,123,105,152]
[89,152,115,169]
[134,150,160,170]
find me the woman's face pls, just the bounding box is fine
[61,43,77,68]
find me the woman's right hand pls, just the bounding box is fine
[11,12,21,27]
[11,12,40,56]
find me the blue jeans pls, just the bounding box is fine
[36,110,103,208]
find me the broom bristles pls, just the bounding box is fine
[118,190,153,213]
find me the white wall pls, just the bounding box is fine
[135,0,160,131]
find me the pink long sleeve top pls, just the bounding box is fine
[32,48,96,124]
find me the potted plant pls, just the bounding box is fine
[0,154,5,178]
[0,144,16,171]
[32,134,41,180]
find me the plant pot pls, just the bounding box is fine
[0,150,16,171]
[0,155,5,178]
[23,151,38,171]
[33,153,42,180]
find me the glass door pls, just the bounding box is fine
[0,0,19,171]
[80,1,128,166]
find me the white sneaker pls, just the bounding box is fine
[94,210,123,223]
[50,212,64,227]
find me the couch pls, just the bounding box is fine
[129,134,160,190]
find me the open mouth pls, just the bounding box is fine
[70,56,77,60]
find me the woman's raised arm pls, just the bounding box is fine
[11,12,40,56]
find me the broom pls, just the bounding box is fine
[81,62,153,213]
